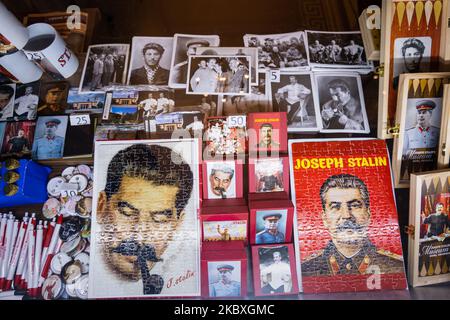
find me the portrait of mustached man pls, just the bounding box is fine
[91,142,200,297]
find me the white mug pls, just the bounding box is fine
[0,50,43,83]
[0,1,29,50]
[23,23,79,79]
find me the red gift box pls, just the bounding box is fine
[201,204,248,242]
[248,155,290,196]
[248,112,287,154]
[202,159,244,200]
[249,199,294,245]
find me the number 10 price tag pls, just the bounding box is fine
[70,114,90,126]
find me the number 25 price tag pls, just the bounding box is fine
[70,114,90,126]
[269,70,281,83]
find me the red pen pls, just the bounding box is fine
[4,218,27,291]
[38,215,63,288]
[0,214,15,290]
[31,223,43,297]
[38,238,63,289]
[39,218,55,273]
[26,220,36,295]
[14,214,34,289]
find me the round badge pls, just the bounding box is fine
[5,158,20,170]
[76,197,92,218]
[71,238,87,258]
[65,282,78,298]
[69,174,88,193]
[4,184,18,196]
[50,252,72,275]
[61,166,76,181]
[41,275,65,300]
[47,176,65,197]
[59,216,83,242]
[81,180,93,197]
[80,220,91,239]
[42,198,61,220]
[61,260,82,284]
[75,275,89,300]
[76,165,91,179]
[4,171,20,184]
[62,196,81,216]
[74,252,89,274]
[60,235,81,256]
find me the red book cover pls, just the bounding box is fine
[248,112,287,154]
[289,139,407,293]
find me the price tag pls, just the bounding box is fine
[227,115,246,128]
[60,183,79,198]
[269,70,281,83]
[70,114,90,126]
[25,51,45,61]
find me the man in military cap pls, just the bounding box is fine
[129,42,169,85]
[256,212,285,244]
[302,174,405,276]
[171,39,211,85]
[32,118,65,160]
[37,83,68,115]
[403,100,440,155]
[209,264,241,297]
[422,203,450,238]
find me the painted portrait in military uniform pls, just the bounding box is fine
[301,174,405,277]
[207,261,241,297]
[289,139,407,293]
[400,98,442,184]
[89,139,200,298]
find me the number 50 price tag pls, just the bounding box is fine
[227,115,246,128]
[70,114,90,126]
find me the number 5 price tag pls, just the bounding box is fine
[70,114,90,126]
[269,70,281,83]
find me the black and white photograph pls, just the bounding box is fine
[243,31,308,71]
[257,246,293,294]
[221,72,272,116]
[186,55,251,95]
[392,37,432,89]
[79,44,130,92]
[314,72,369,133]
[168,34,220,88]
[270,71,320,132]
[305,31,371,69]
[13,81,40,120]
[196,46,258,85]
[0,83,15,121]
[155,111,205,133]
[173,90,218,117]
[127,36,173,86]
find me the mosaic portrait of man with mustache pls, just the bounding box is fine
[90,142,200,298]
[302,174,404,276]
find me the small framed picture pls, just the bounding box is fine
[168,34,220,88]
[202,159,243,200]
[409,170,450,287]
[243,31,309,71]
[66,88,105,114]
[1,121,35,157]
[248,155,289,195]
[314,72,369,134]
[205,116,247,156]
[13,81,40,120]
[186,55,251,95]
[127,36,173,86]
[247,112,287,154]
[270,71,321,132]
[249,199,293,245]
[32,115,68,160]
[37,81,69,116]
[0,83,16,121]
[393,72,450,188]
[251,243,298,296]
[196,46,259,86]
[201,204,248,242]
[305,30,371,70]
[201,245,247,298]
[79,43,130,92]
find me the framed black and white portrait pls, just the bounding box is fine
[186,55,251,96]
[270,71,320,132]
[79,44,130,92]
[243,31,309,71]
[127,37,173,86]
[168,34,220,89]
[314,72,369,134]
[305,30,371,70]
